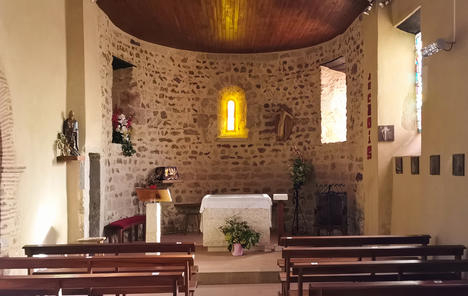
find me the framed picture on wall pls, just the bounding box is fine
[378,125,394,142]
[453,154,465,176]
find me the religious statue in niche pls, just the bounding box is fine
[276,105,294,141]
[61,110,80,156]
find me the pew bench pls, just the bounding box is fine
[23,241,196,256]
[279,234,431,247]
[291,259,468,296]
[103,215,146,243]
[281,244,466,295]
[305,280,468,296]
[0,272,182,296]
[0,254,196,296]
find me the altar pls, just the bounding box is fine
[199,194,272,251]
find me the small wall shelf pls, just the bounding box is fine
[56,155,85,162]
[162,179,183,184]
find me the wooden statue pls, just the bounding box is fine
[62,110,80,156]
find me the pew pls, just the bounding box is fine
[292,259,468,296]
[281,244,466,295]
[0,255,194,296]
[279,234,431,247]
[104,215,146,243]
[306,280,468,296]
[23,241,196,256]
[0,272,182,296]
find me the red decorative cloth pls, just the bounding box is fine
[108,215,146,229]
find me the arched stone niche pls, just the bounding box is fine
[0,65,25,256]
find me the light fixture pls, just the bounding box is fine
[422,39,455,57]
[363,0,392,15]
[421,0,457,58]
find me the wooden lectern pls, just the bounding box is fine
[136,188,172,243]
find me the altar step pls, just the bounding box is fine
[198,270,280,285]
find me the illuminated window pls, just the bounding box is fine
[415,32,422,132]
[218,86,248,138]
[320,65,347,144]
[227,100,235,131]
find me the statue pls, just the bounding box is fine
[62,110,80,156]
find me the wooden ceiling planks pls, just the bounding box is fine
[97,0,368,53]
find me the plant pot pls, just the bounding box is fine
[232,243,243,256]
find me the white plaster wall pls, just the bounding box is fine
[377,7,421,234]
[0,0,68,249]
[391,0,468,246]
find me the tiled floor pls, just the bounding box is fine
[124,284,281,296]
[124,233,282,295]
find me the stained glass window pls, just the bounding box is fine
[415,32,422,132]
[227,100,235,131]
[218,86,248,138]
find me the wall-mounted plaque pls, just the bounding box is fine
[378,125,394,142]
[430,155,440,175]
[411,156,420,175]
[395,157,403,174]
[453,154,465,176]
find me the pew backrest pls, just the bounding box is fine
[0,272,182,295]
[282,245,466,295]
[280,234,431,247]
[308,280,468,296]
[291,260,468,296]
[23,242,196,256]
[0,255,193,296]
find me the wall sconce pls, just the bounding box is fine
[422,39,455,57]
[363,0,392,15]
[422,0,457,58]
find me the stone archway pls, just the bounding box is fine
[0,66,25,256]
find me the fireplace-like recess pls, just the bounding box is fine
[315,184,347,235]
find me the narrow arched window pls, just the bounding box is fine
[218,86,248,139]
[227,99,235,131]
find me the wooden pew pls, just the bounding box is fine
[292,259,468,296]
[0,255,194,296]
[23,242,196,256]
[280,234,431,247]
[277,235,431,268]
[0,272,182,296]
[281,245,465,295]
[306,280,468,296]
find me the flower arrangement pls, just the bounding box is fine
[112,109,136,157]
[218,216,260,254]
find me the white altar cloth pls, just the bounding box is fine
[199,194,272,251]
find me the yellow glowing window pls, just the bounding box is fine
[218,86,248,139]
[227,100,235,131]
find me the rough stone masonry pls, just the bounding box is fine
[98,12,366,234]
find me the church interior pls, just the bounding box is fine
[0,0,468,295]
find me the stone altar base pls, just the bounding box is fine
[201,208,271,252]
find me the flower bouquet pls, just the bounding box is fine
[112,109,136,157]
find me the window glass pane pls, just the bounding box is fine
[320,66,347,144]
[415,32,422,132]
[227,99,235,131]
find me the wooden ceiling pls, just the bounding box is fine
[97,0,368,53]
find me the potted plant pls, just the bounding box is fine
[290,146,313,234]
[218,216,261,256]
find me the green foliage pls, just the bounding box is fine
[218,216,261,252]
[121,139,136,157]
[290,157,312,190]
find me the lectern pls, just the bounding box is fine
[136,188,172,242]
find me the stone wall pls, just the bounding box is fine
[98,13,365,234]
[0,67,25,255]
